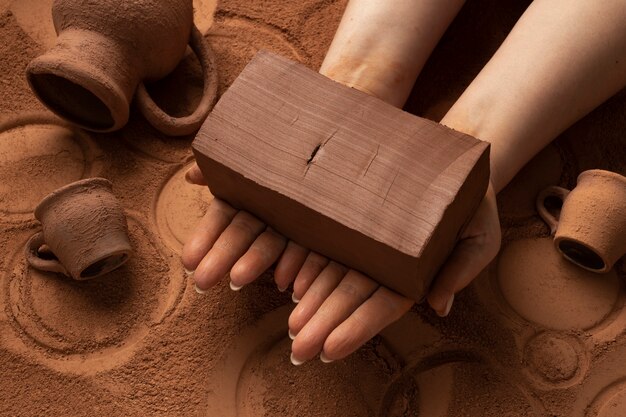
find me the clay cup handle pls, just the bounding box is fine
[536,186,570,235]
[24,231,68,276]
[135,24,219,136]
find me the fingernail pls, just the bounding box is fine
[194,284,207,295]
[292,293,300,303]
[288,329,296,340]
[278,285,288,293]
[229,281,244,291]
[290,352,304,366]
[320,352,334,363]
[184,267,195,277]
[437,294,454,317]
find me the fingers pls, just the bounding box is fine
[290,270,378,362]
[230,228,287,288]
[274,241,309,292]
[292,252,330,302]
[181,198,236,271]
[427,186,501,316]
[184,162,207,186]
[288,261,347,336]
[320,287,413,362]
[193,211,265,291]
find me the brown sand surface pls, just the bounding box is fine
[1,1,625,416]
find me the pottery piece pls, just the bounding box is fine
[24,178,132,280]
[536,169,626,273]
[192,51,490,302]
[26,0,218,136]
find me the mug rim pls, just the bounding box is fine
[26,33,130,133]
[34,177,113,221]
[77,248,132,280]
[554,235,610,274]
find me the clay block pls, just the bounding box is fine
[192,51,490,301]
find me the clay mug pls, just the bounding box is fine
[536,169,626,273]
[24,178,132,280]
[26,0,218,136]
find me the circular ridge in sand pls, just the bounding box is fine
[587,379,626,417]
[382,357,543,416]
[155,161,213,254]
[204,305,401,417]
[0,113,104,218]
[523,332,583,386]
[209,13,305,92]
[1,213,182,374]
[497,238,620,331]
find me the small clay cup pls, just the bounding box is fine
[536,169,626,273]
[25,178,132,280]
[26,0,218,136]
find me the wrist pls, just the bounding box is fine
[318,0,465,108]
[319,59,412,107]
[439,110,508,193]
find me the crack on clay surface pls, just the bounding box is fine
[363,143,380,177]
[303,129,338,176]
[306,143,320,165]
[383,169,401,206]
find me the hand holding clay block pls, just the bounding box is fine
[537,169,626,273]
[25,178,132,280]
[26,0,218,136]
[192,51,490,301]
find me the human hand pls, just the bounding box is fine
[426,182,501,317]
[182,163,501,364]
[182,163,302,293]
[181,164,413,365]
[289,182,501,364]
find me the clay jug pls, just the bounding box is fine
[26,0,218,136]
[536,169,626,273]
[25,178,133,280]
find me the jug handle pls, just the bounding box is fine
[24,231,68,276]
[536,186,570,235]
[135,24,218,136]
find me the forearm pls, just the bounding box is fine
[441,0,626,192]
[320,0,465,107]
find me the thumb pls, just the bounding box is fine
[427,236,497,317]
[185,162,208,186]
[427,187,501,317]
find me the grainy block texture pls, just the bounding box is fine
[192,51,490,301]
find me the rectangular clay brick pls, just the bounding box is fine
[192,51,490,301]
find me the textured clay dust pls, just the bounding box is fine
[1,1,626,416]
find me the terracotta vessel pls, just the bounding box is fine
[536,169,626,273]
[26,0,218,136]
[25,178,132,280]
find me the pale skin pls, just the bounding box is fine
[183,0,626,364]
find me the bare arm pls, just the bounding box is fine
[442,0,626,191]
[320,0,465,106]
